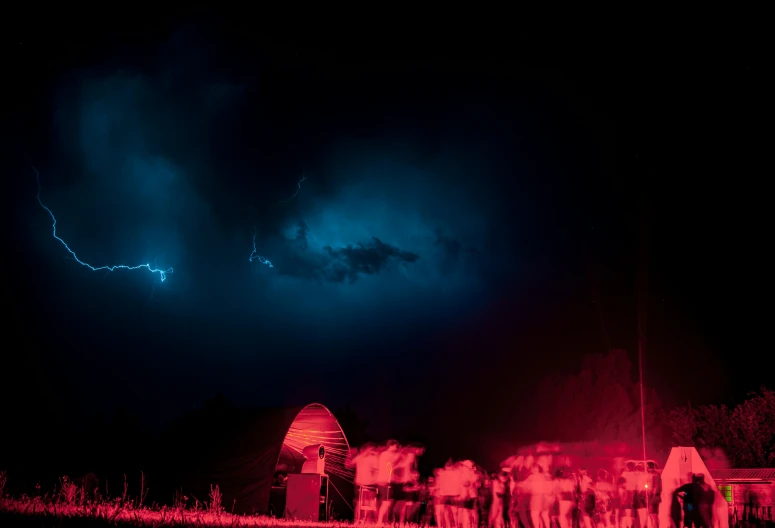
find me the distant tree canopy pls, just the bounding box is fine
[538,349,666,457]
[668,386,775,468]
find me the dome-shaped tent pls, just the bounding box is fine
[157,401,353,515]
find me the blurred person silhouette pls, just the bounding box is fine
[473,464,487,528]
[524,463,553,528]
[479,471,492,528]
[620,462,638,528]
[694,474,714,528]
[578,468,596,528]
[507,470,521,528]
[346,445,362,521]
[555,466,576,528]
[632,463,649,528]
[513,466,532,528]
[674,473,698,528]
[612,471,625,528]
[390,446,409,523]
[376,440,401,524]
[364,444,381,521]
[518,454,537,528]
[398,445,425,523]
[443,460,463,528]
[433,469,448,528]
[595,469,615,528]
[430,468,446,528]
[500,468,512,528]
[457,461,478,528]
[646,462,662,528]
[501,456,528,528]
[435,462,455,528]
[422,476,436,526]
[348,443,379,523]
[490,470,508,528]
[669,483,682,528]
[404,476,424,524]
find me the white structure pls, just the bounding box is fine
[301,444,326,474]
[659,446,729,528]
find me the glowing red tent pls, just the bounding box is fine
[158,401,353,515]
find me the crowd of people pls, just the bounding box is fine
[345,441,702,528]
[347,440,427,525]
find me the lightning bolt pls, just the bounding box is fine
[32,164,173,282]
[250,176,307,269]
[249,226,273,268]
[278,175,308,204]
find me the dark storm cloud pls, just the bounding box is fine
[29,21,538,362]
[272,221,419,283]
[434,229,478,276]
[434,229,462,260]
[324,238,419,283]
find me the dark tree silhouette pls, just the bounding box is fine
[538,349,666,456]
[668,386,775,468]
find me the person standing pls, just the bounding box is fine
[490,471,507,528]
[458,461,478,528]
[395,445,424,523]
[555,467,576,528]
[578,469,596,528]
[525,465,553,528]
[646,463,662,528]
[594,469,615,528]
[348,443,379,523]
[376,440,401,524]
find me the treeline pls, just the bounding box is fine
[2,350,772,503]
[534,350,773,468]
[536,349,669,460]
[667,386,775,468]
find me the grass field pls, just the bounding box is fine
[0,499,356,527]
[0,471,359,528]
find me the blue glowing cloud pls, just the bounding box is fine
[29,22,533,358]
[266,220,419,283]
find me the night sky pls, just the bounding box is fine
[4,13,770,472]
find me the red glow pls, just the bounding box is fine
[278,404,353,482]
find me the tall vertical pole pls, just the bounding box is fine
[638,192,649,466]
